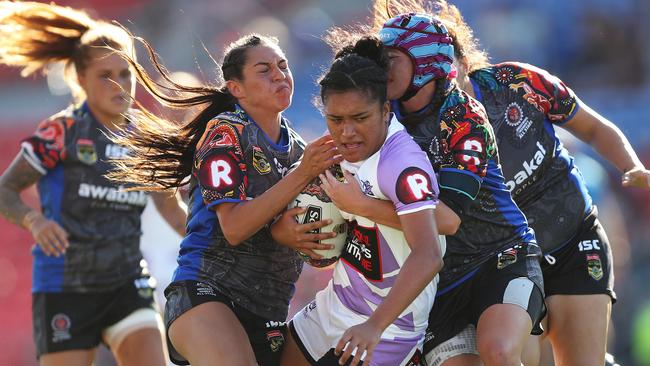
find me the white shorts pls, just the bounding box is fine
[290,283,426,366]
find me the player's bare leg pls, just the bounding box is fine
[112,328,166,366]
[39,349,95,366]
[169,302,257,366]
[279,325,311,366]
[476,304,532,366]
[546,294,611,366]
[441,354,483,366]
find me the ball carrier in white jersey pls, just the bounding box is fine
[280,39,449,366]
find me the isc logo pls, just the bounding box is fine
[302,205,322,234]
[578,239,601,251]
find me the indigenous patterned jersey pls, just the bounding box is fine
[20,103,148,293]
[326,118,441,344]
[394,88,536,289]
[173,105,305,320]
[469,62,590,253]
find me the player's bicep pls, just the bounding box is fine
[398,208,438,251]
[214,201,238,224]
[559,104,601,144]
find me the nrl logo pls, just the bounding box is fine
[76,138,97,165]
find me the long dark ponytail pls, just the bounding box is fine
[108,34,279,190]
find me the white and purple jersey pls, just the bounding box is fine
[291,117,443,365]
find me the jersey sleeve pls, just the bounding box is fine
[193,119,248,208]
[377,134,439,215]
[20,117,70,174]
[518,63,579,125]
[438,96,492,213]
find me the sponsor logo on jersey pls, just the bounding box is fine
[51,313,72,343]
[578,239,601,251]
[341,222,382,281]
[76,138,97,165]
[78,183,148,206]
[505,102,533,138]
[586,253,603,280]
[505,141,547,191]
[105,144,130,159]
[302,301,317,316]
[273,157,288,176]
[396,167,434,204]
[198,151,245,199]
[505,102,523,127]
[252,146,271,175]
[360,179,374,196]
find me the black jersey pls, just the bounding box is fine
[394,88,536,288]
[469,62,591,253]
[172,105,306,321]
[21,103,148,293]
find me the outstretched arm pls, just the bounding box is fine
[562,103,649,189]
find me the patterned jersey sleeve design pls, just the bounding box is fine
[439,94,496,178]
[20,117,72,174]
[194,119,248,207]
[495,63,578,124]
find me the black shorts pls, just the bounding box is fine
[32,275,156,357]
[541,209,616,302]
[164,280,287,366]
[424,242,546,353]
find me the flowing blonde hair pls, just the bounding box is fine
[0,1,133,99]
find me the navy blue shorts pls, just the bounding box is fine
[32,275,155,357]
[164,280,286,366]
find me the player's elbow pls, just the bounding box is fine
[220,225,246,246]
[223,232,244,246]
[432,256,444,274]
[412,245,444,276]
[437,215,460,235]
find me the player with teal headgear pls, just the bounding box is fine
[378,12,457,101]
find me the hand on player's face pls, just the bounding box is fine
[270,206,336,258]
[622,167,650,190]
[335,321,382,366]
[295,134,342,180]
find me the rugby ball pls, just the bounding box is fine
[290,164,347,268]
